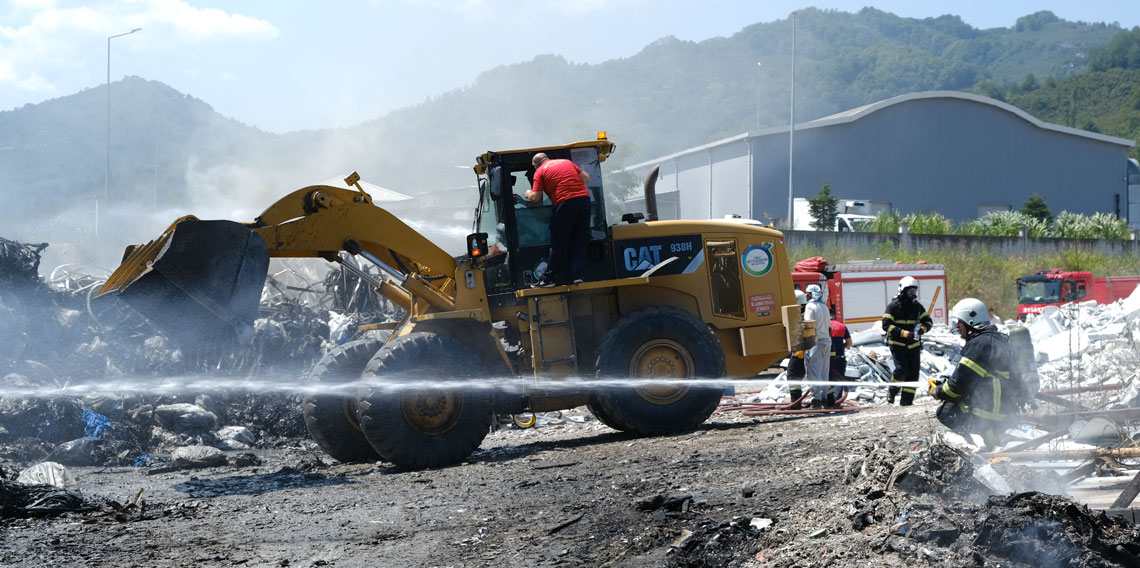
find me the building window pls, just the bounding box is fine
[705,239,745,319]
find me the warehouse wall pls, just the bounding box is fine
[753,96,1132,224]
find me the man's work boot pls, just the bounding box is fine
[900,391,915,407]
[825,393,836,409]
[788,388,802,410]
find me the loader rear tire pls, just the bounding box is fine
[302,337,386,463]
[588,306,725,435]
[355,332,493,469]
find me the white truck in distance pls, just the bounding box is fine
[792,197,883,232]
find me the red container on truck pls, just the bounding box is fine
[1016,270,1140,318]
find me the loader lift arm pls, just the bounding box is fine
[96,173,473,345]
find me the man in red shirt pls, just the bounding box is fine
[525,152,592,287]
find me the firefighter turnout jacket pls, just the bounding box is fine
[934,324,1013,421]
[881,296,933,349]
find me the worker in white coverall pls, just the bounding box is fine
[803,284,831,408]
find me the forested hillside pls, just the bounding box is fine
[0,8,1134,266]
[1001,26,1140,156]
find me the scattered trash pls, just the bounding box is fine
[154,404,218,434]
[81,408,114,438]
[15,462,78,491]
[170,446,226,469]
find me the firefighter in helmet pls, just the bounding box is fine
[929,298,1015,447]
[881,276,933,406]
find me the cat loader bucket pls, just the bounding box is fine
[96,217,270,347]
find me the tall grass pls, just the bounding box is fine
[859,210,1131,240]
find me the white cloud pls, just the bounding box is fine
[0,0,277,101]
[136,0,278,42]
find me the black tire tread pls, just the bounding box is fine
[302,338,385,463]
[590,306,726,435]
[355,332,492,469]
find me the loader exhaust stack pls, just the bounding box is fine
[643,165,660,222]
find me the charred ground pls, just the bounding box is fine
[2,237,1137,567]
[2,404,1138,567]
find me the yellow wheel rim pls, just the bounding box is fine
[512,412,537,429]
[628,339,694,405]
[401,391,462,436]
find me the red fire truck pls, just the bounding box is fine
[1016,270,1140,318]
[793,259,949,332]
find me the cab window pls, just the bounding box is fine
[706,240,745,319]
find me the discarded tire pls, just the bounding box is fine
[355,332,493,469]
[589,306,725,435]
[302,337,386,463]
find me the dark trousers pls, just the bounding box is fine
[787,355,806,407]
[829,356,847,402]
[549,196,591,284]
[889,346,920,406]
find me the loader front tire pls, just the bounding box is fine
[589,306,725,435]
[302,337,387,463]
[355,332,493,469]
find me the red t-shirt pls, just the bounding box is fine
[532,159,589,205]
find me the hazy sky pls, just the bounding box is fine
[2,0,1136,133]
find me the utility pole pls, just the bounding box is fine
[786,12,796,230]
[104,27,141,235]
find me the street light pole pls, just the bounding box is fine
[756,62,762,131]
[104,27,141,235]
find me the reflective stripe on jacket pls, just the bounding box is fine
[882,296,933,349]
[941,325,1013,421]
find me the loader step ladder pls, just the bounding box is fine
[527,293,579,377]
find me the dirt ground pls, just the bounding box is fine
[3,395,1137,568]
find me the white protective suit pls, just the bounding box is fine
[804,285,832,389]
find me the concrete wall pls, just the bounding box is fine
[784,230,1140,259]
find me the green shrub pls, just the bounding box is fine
[1083,212,1132,239]
[904,212,952,234]
[860,211,902,233]
[958,211,1048,237]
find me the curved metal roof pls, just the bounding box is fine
[622,90,1135,172]
[804,90,1135,147]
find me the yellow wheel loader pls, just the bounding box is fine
[96,133,810,469]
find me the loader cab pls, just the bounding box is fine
[472,138,617,305]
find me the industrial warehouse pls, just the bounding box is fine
[622,91,1139,227]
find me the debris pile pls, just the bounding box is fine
[755,440,1140,567]
[0,236,397,475]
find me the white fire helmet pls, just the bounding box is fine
[794,289,807,305]
[951,297,990,329]
[898,276,918,294]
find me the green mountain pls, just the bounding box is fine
[1000,26,1140,149]
[0,8,1133,266]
